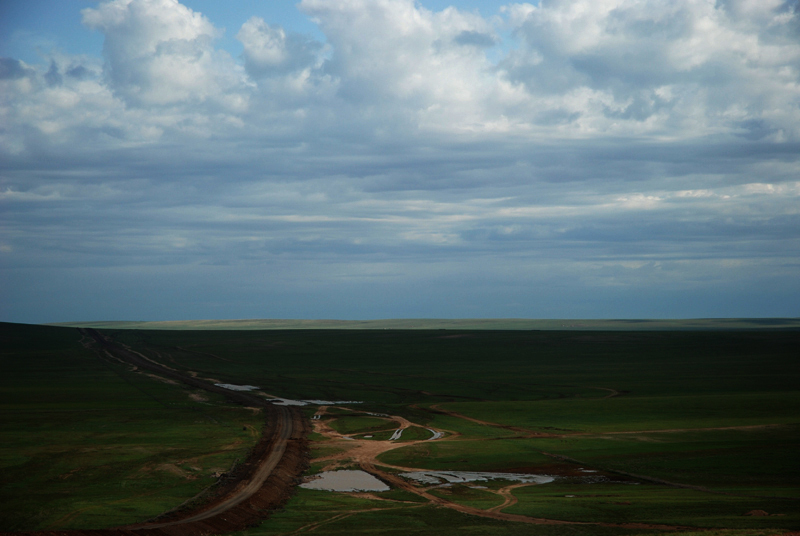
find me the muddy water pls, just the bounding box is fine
[270,398,363,406]
[401,471,554,485]
[214,383,259,391]
[427,429,443,440]
[300,470,390,492]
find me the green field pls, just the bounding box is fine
[2,322,798,534]
[0,323,262,530]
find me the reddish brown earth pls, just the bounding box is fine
[308,403,796,532]
[309,406,695,531]
[7,329,310,536]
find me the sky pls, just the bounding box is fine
[1,0,799,323]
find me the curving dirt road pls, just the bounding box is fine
[309,407,693,531]
[427,403,559,437]
[14,329,310,536]
[488,483,532,513]
[135,404,294,529]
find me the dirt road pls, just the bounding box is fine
[13,329,310,536]
[309,407,693,531]
[135,404,294,529]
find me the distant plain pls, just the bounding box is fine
[49,318,800,331]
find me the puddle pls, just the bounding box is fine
[300,470,390,492]
[427,429,443,440]
[215,383,259,391]
[400,471,554,486]
[270,398,363,406]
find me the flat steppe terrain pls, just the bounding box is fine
[2,322,798,535]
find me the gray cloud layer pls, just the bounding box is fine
[2,0,799,322]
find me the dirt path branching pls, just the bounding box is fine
[307,406,695,531]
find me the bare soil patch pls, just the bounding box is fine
[309,407,693,531]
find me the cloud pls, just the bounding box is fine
[237,17,321,78]
[5,0,800,149]
[1,0,800,321]
[81,0,245,107]
[299,0,510,130]
[0,57,34,79]
[44,60,63,86]
[501,0,800,138]
[454,30,498,48]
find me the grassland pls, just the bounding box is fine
[2,323,798,535]
[0,323,262,531]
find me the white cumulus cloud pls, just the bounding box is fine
[82,0,246,107]
[300,0,511,130]
[237,17,321,78]
[501,0,800,138]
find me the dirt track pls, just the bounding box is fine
[12,329,310,536]
[309,407,694,531]
[423,405,800,501]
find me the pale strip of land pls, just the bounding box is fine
[47,317,800,330]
